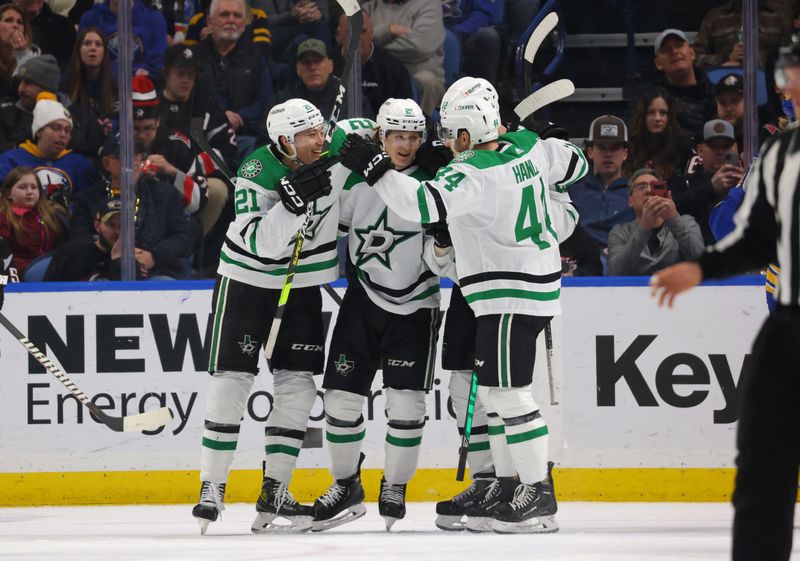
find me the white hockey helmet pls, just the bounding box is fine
[376,98,427,145]
[440,94,501,148]
[441,77,500,114]
[266,98,324,159]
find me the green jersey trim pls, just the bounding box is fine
[463,287,561,303]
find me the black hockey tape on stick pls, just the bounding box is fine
[456,372,479,481]
[190,116,234,182]
[0,313,173,432]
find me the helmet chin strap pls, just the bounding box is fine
[276,136,299,163]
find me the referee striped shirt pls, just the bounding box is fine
[699,129,799,306]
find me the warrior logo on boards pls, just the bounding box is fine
[334,354,354,376]
[238,334,258,357]
[353,209,417,269]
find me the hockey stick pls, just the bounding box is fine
[513,78,575,120]
[543,322,558,405]
[456,372,478,482]
[0,313,173,432]
[190,116,234,181]
[264,0,362,359]
[523,11,558,65]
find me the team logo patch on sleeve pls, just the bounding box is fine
[454,150,474,162]
[240,160,263,179]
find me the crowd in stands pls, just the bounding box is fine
[0,0,795,282]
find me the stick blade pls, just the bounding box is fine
[523,11,559,64]
[336,0,360,16]
[514,79,575,120]
[122,407,174,432]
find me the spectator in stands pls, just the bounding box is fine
[442,0,501,84]
[0,93,96,209]
[0,166,66,276]
[693,0,791,68]
[363,0,445,115]
[6,0,75,69]
[714,72,745,147]
[184,0,272,57]
[61,27,117,136]
[568,115,635,249]
[625,87,694,183]
[0,54,105,156]
[505,0,540,45]
[158,43,236,168]
[263,0,331,63]
[194,0,272,159]
[71,133,194,279]
[44,194,121,281]
[608,168,704,276]
[268,39,340,120]
[673,118,743,244]
[652,28,716,143]
[78,0,168,77]
[333,10,411,119]
[0,5,32,98]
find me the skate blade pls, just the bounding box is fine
[434,514,466,532]
[384,516,399,532]
[251,512,313,534]
[196,518,210,535]
[465,516,494,533]
[311,503,367,532]
[492,516,559,534]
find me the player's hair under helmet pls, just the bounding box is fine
[376,98,427,146]
[266,98,324,160]
[439,94,501,148]
[775,29,800,90]
[441,77,500,114]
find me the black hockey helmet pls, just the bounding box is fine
[775,29,800,89]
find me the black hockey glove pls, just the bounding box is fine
[414,137,453,176]
[278,158,335,216]
[338,133,394,186]
[423,220,452,249]
[519,117,571,141]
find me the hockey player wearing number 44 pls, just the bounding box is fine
[311,99,450,533]
[338,80,588,534]
[192,98,344,535]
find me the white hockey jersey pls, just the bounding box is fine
[217,144,348,289]
[339,165,440,314]
[373,130,588,317]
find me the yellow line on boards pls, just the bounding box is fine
[0,468,738,507]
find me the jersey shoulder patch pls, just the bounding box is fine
[237,146,288,191]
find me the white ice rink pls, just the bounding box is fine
[4,502,798,561]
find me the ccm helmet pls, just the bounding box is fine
[266,98,324,159]
[376,98,427,146]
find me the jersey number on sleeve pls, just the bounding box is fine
[234,189,261,215]
[515,184,551,250]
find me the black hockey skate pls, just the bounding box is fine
[492,461,558,534]
[312,454,367,532]
[251,469,314,533]
[464,476,519,533]
[192,481,226,535]
[378,477,407,531]
[435,473,496,531]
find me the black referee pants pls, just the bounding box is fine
[733,306,800,561]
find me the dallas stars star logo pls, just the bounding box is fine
[334,354,354,376]
[304,202,332,241]
[237,334,258,357]
[353,209,417,269]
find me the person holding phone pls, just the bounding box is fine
[607,168,705,275]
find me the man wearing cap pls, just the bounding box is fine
[0,54,104,156]
[674,118,743,244]
[70,133,193,279]
[567,115,635,250]
[158,44,237,168]
[650,28,715,143]
[713,72,778,149]
[44,195,122,281]
[0,92,95,209]
[194,0,273,148]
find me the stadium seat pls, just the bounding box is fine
[443,29,461,87]
[22,254,53,282]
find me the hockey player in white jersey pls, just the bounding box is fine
[192,99,343,535]
[311,98,443,532]
[337,88,587,534]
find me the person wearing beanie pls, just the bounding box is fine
[0,54,105,155]
[0,92,96,209]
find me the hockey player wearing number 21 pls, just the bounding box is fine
[337,83,588,533]
[192,98,343,534]
[311,99,445,533]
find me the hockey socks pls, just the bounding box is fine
[383,389,426,485]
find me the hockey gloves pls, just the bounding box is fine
[423,220,452,249]
[414,137,453,176]
[519,117,571,141]
[278,158,335,216]
[338,133,394,186]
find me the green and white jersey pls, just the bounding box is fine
[372,131,588,317]
[339,164,439,315]
[217,144,347,289]
[329,117,378,156]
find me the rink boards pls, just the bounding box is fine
[0,277,768,506]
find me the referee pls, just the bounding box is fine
[651,33,800,561]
